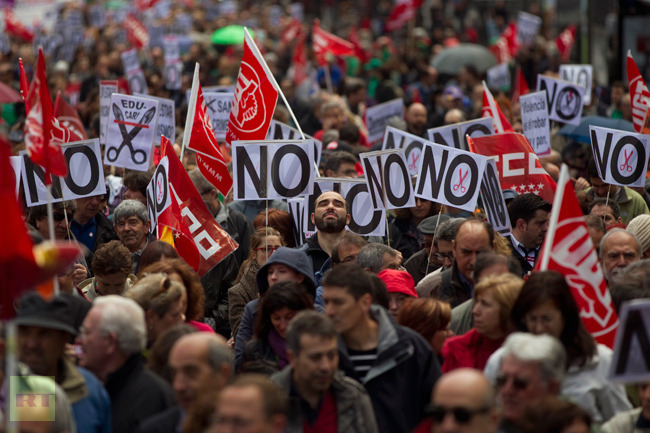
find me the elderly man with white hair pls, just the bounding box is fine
[599,228,641,284]
[77,296,175,433]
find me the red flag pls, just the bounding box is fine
[134,0,160,11]
[385,0,423,32]
[184,65,233,196]
[312,20,355,66]
[511,66,529,106]
[626,50,650,133]
[535,164,618,348]
[469,132,556,203]
[349,26,368,64]
[24,49,69,184]
[482,81,514,133]
[490,23,518,64]
[291,30,308,86]
[162,137,237,276]
[556,25,577,63]
[54,93,87,141]
[4,8,34,42]
[281,18,302,45]
[225,29,279,145]
[19,57,30,112]
[124,13,149,50]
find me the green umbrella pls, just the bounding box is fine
[211,25,254,45]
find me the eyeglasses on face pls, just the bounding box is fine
[255,246,281,253]
[426,404,490,424]
[495,374,530,391]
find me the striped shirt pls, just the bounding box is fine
[347,348,377,381]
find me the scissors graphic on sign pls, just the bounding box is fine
[619,149,634,173]
[453,168,468,194]
[107,103,154,164]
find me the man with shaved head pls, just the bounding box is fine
[406,102,428,137]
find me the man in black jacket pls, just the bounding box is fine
[507,193,551,276]
[321,263,441,433]
[70,191,118,269]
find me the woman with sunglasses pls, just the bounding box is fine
[441,273,523,372]
[228,228,284,339]
[484,271,632,424]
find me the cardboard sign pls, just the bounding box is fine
[163,35,182,90]
[365,98,404,144]
[266,120,323,167]
[21,139,106,207]
[359,149,416,211]
[590,125,650,188]
[559,64,593,105]
[415,142,488,212]
[517,11,542,46]
[609,299,650,383]
[203,91,234,141]
[480,159,511,236]
[99,80,118,145]
[520,91,551,156]
[231,139,315,200]
[487,63,511,90]
[105,94,159,171]
[121,49,149,95]
[381,126,426,176]
[303,178,386,237]
[135,93,175,145]
[427,117,494,150]
[537,75,584,125]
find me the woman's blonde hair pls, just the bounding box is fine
[124,273,186,318]
[474,273,523,333]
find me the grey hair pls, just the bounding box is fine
[207,339,233,371]
[434,218,463,243]
[94,295,146,355]
[599,228,641,259]
[355,243,396,273]
[113,199,149,226]
[501,332,567,384]
[188,168,214,195]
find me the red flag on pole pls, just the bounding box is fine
[626,50,650,133]
[482,81,514,133]
[291,30,308,86]
[124,13,150,49]
[556,24,577,63]
[385,0,423,32]
[4,8,34,42]
[54,93,88,141]
[535,164,618,348]
[134,0,160,11]
[225,29,279,145]
[19,58,30,112]
[312,20,355,66]
[468,132,556,203]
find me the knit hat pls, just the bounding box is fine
[626,214,650,253]
[377,269,418,298]
[256,247,316,297]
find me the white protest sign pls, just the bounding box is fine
[288,197,314,245]
[146,156,171,223]
[9,156,21,196]
[365,98,404,144]
[427,117,494,150]
[231,140,315,200]
[145,181,157,236]
[303,178,386,237]
[559,64,593,105]
[520,91,551,156]
[381,126,426,176]
[480,159,511,236]
[536,75,585,125]
[517,11,542,46]
[266,120,323,167]
[203,85,236,93]
[21,139,106,207]
[163,35,182,90]
[590,125,650,188]
[135,93,175,145]
[203,91,233,141]
[609,299,650,383]
[415,141,488,212]
[121,48,149,95]
[100,80,118,145]
[105,94,159,171]
[359,149,416,211]
[487,63,511,90]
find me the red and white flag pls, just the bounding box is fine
[482,81,514,134]
[184,64,233,196]
[468,132,556,203]
[626,50,650,133]
[291,30,308,86]
[54,92,87,141]
[19,58,30,112]
[281,18,302,45]
[490,23,518,64]
[536,164,618,348]
[312,19,355,66]
[134,0,160,11]
[385,0,423,32]
[512,66,530,106]
[162,136,237,276]
[4,8,34,42]
[225,29,279,145]
[556,24,576,63]
[124,13,149,50]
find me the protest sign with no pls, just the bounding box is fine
[590,125,650,188]
[105,94,159,171]
[365,98,404,144]
[559,64,593,105]
[231,140,315,200]
[100,80,118,145]
[609,299,650,383]
[381,126,426,176]
[427,117,494,150]
[360,149,416,211]
[520,91,551,156]
[135,93,175,145]
[537,75,584,125]
[480,159,511,236]
[146,156,171,235]
[288,197,314,245]
[266,120,322,167]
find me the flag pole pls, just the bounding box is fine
[424,208,443,276]
[181,63,200,161]
[46,184,60,295]
[539,164,568,270]
[323,63,334,95]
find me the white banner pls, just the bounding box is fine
[288,197,314,245]
[487,63,511,90]
[520,91,551,156]
[559,64,593,105]
[590,125,650,188]
[365,98,404,144]
[427,117,494,150]
[266,120,323,167]
[537,75,585,125]
[146,156,171,235]
[381,126,426,176]
[121,49,149,95]
[9,155,21,196]
[517,11,542,46]
[163,35,182,90]
[359,149,416,211]
[609,299,650,383]
[203,91,234,141]
[135,93,175,145]
[480,159,511,236]
[99,80,118,145]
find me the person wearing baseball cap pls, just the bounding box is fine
[377,269,418,319]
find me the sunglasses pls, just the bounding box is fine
[495,374,530,391]
[53,213,73,222]
[427,405,490,424]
